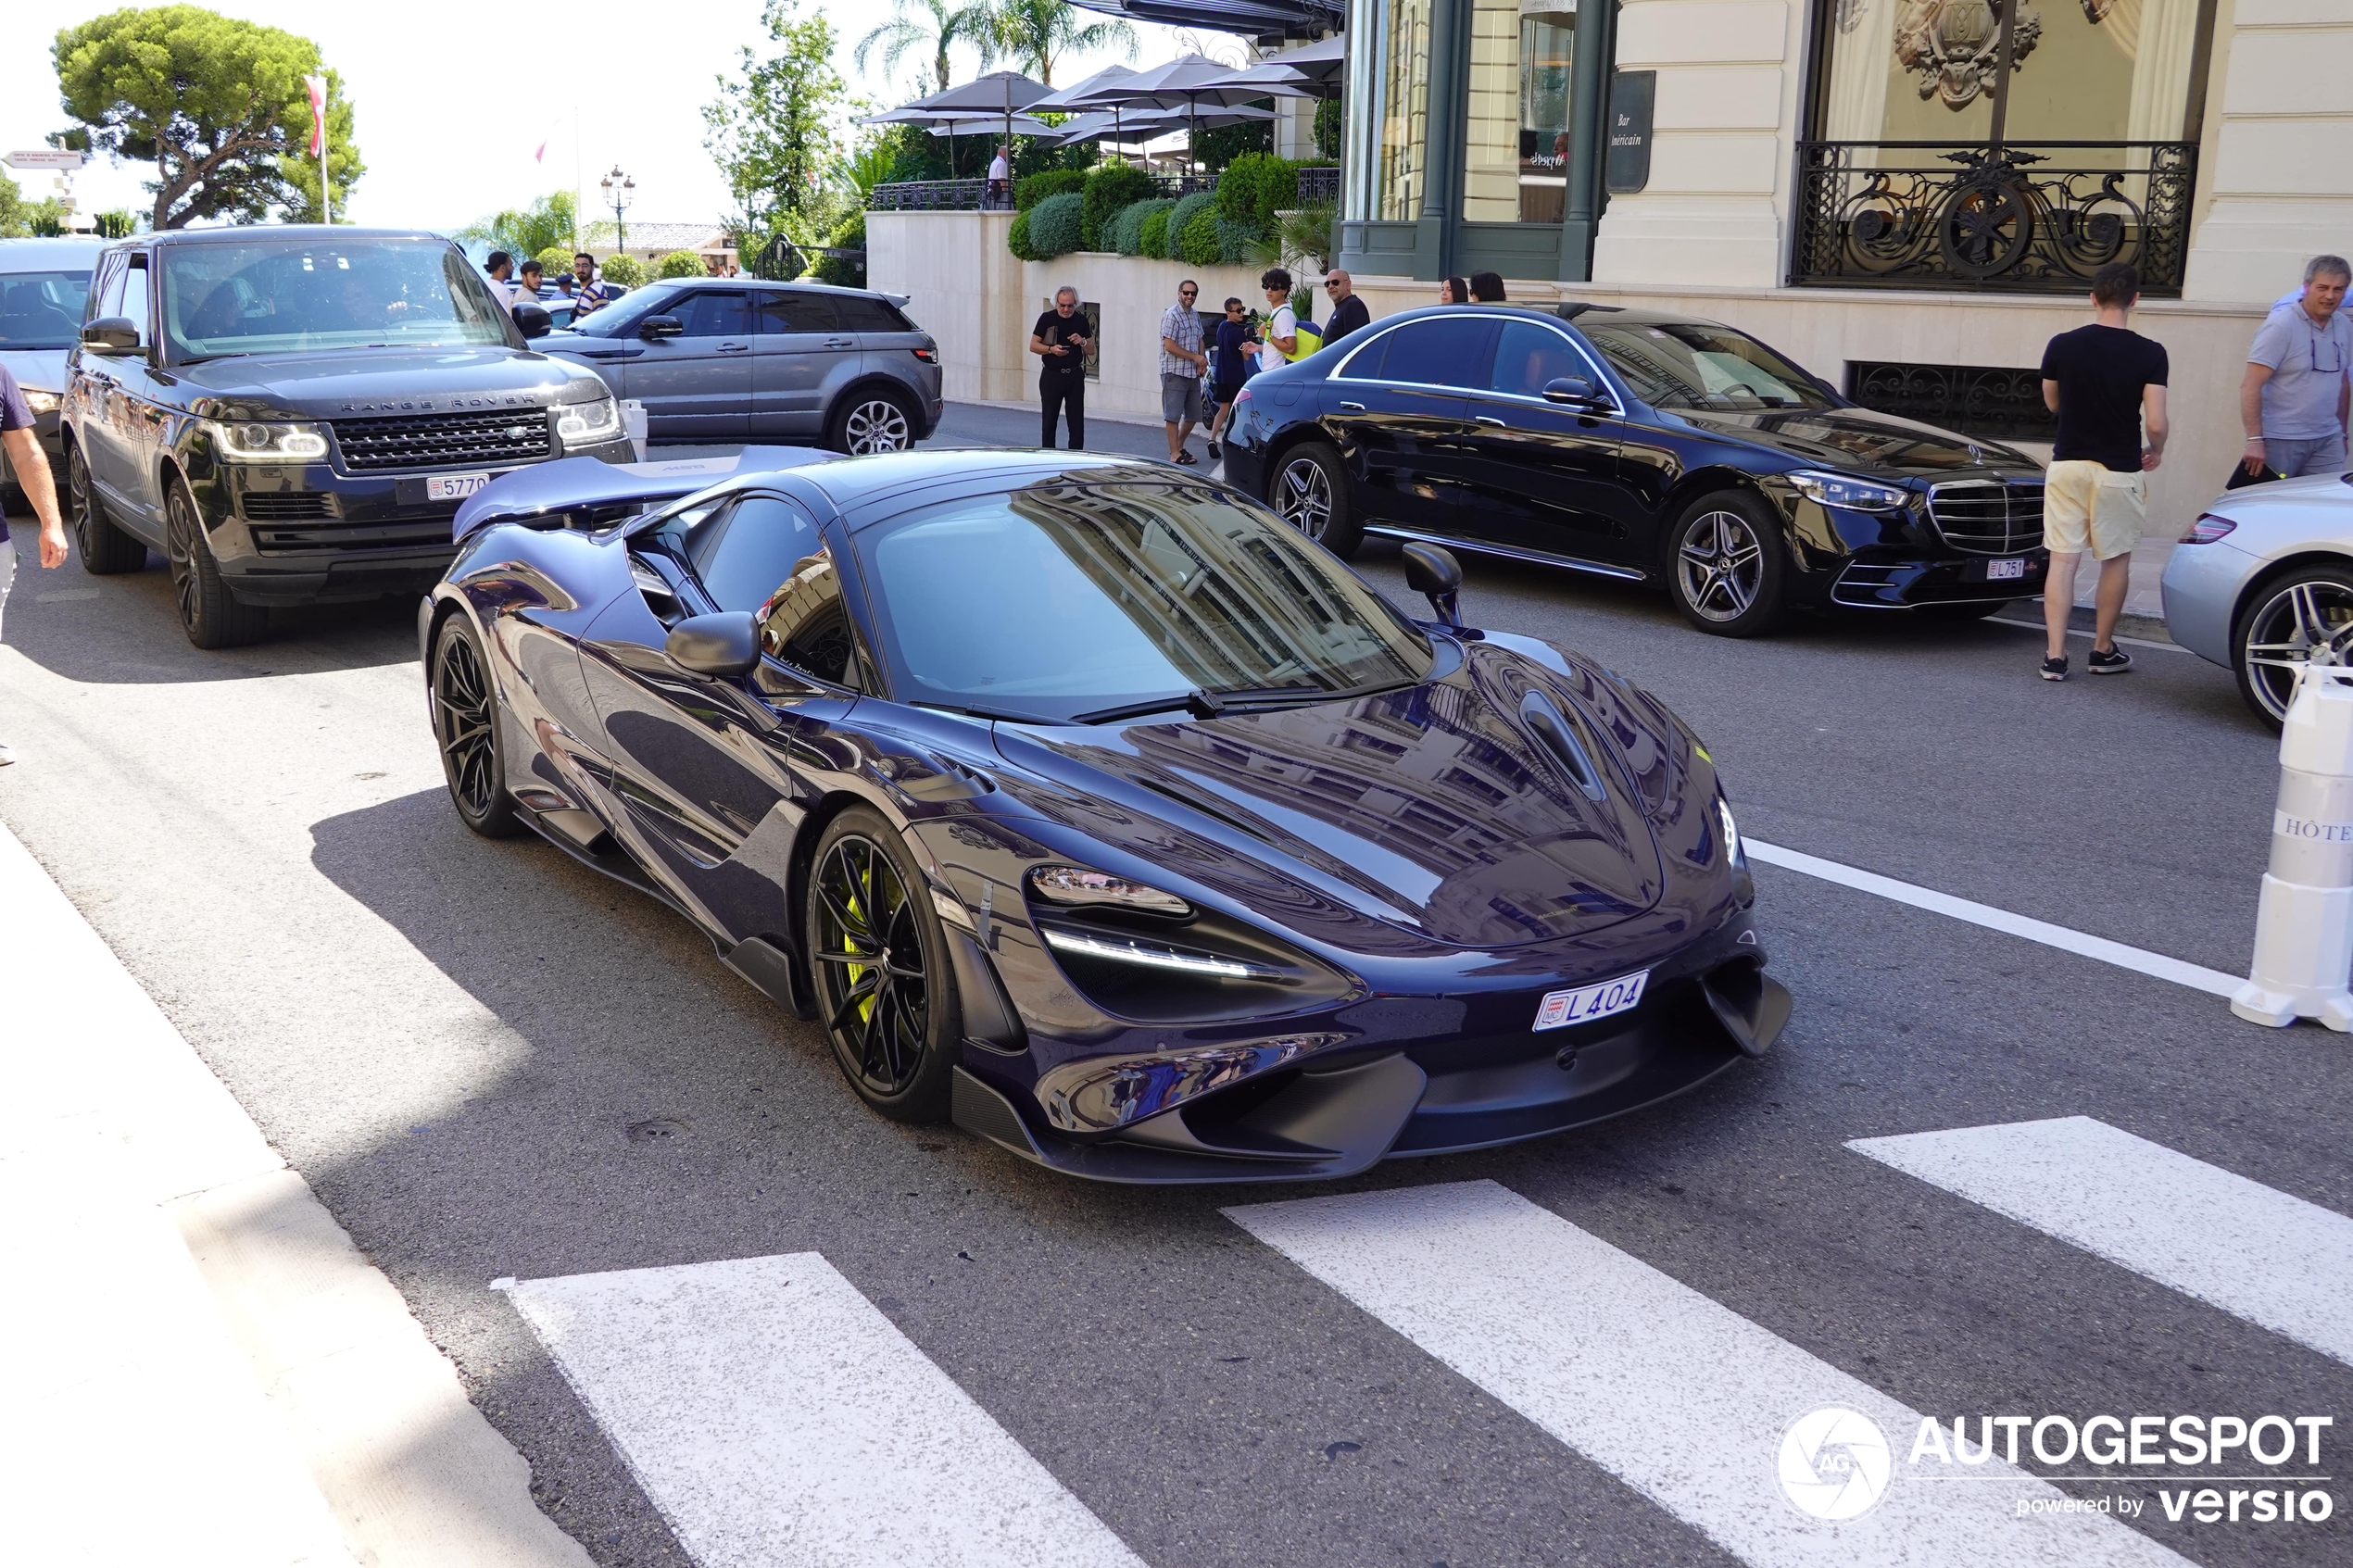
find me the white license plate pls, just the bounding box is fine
[1986,557,2028,581]
[1534,971,1649,1032]
[426,471,492,502]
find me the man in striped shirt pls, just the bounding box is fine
[1159,281,1206,465]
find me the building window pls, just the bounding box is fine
[1797,0,2208,292]
[1463,0,1579,224]
[1845,358,2056,443]
[1358,0,1433,222]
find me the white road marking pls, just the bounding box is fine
[1986,617,2192,653]
[1226,1181,2190,1568]
[1747,839,2242,997]
[1851,1116,2353,1367]
[502,1253,1144,1568]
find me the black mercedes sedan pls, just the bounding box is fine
[423,446,1788,1184]
[1225,305,2049,636]
[63,227,632,648]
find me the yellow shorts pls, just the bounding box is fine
[2044,460,2145,560]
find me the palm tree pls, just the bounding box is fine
[855,0,991,96]
[982,0,1136,88]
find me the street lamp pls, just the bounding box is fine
[598,164,635,257]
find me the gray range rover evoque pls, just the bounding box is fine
[63,226,633,647]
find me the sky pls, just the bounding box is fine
[0,1,1224,236]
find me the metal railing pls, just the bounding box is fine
[746,237,867,286]
[871,178,988,212]
[1297,165,1340,205]
[1790,141,2197,295]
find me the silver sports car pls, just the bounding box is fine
[2161,471,2353,725]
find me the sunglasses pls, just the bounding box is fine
[1323,280,1341,289]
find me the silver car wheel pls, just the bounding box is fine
[844,398,912,455]
[1676,509,1764,622]
[1276,456,1331,541]
[2242,576,2353,722]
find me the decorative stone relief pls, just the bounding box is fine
[1894,0,2043,110]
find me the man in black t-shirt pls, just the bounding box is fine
[2035,261,2170,682]
[1,363,69,767]
[1029,286,1090,450]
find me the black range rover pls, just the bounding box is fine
[1225,304,2049,637]
[63,226,631,646]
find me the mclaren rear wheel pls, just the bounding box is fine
[431,614,524,837]
[806,808,961,1123]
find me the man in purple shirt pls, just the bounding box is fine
[2,362,69,765]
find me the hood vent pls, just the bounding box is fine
[1519,689,1608,804]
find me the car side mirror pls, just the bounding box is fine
[1541,375,1610,409]
[81,316,141,355]
[666,611,761,679]
[513,302,552,340]
[640,315,683,340]
[1401,541,1464,629]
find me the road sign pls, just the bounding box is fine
[5,150,85,170]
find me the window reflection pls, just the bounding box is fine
[755,545,858,687]
[1464,0,1578,224]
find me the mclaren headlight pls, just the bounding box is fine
[555,395,622,449]
[1717,794,1743,868]
[1787,469,1910,513]
[205,420,329,462]
[1028,864,1192,917]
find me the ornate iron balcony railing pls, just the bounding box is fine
[1791,141,2197,296]
[1297,166,1340,205]
[871,179,989,212]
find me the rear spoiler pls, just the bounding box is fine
[452,446,837,543]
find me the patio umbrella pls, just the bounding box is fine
[1202,36,1345,95]
[1052,104,1274,150]
[1072,55,1309,175]
[901,69,1054,152]
[923,114,1057,138]
[1030,66,1145,157]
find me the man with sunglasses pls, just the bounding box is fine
[1322,270,1369,347]
[2243,255,2351,479]
[1159,280,1208,465]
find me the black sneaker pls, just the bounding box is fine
[1205,441,1221,459]
[2087,645,2133,674]
[2040,655,2069,681]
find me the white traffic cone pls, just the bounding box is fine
[2233,666,2353,1030]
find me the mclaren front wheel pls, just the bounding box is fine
[806,808,962,1123]
[431,614,524,838]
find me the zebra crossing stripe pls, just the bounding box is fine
[502,1253,1144,1568]
[1225,1181,2190,1568]
[1850,1116,2353,1367]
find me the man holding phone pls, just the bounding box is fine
[1031,286,1090,449]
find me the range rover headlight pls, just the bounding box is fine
[1028,864,1191,917]
[1788,470,1910,513]
[205,420,329,461]
[555,395,621,449]
[22,389,59,415]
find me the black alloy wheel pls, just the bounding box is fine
[829,388,917,456]
[68,443,146,575]
[431,616,523,836]
[164,481,269,648]
[806,808,960,1122]
[1668,490,1786,637]
[2234,565,2353,728]
[1269,442,1359,558]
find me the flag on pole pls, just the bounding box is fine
[304,75,328,157]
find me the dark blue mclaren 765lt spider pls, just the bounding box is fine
[422,445,1790,1183]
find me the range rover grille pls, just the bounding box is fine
[327,408,554,471]
[1927,480,2045,555]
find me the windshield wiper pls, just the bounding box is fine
[1070,683,1340,726]
[912,698,1057,725]
[179,351,253,364]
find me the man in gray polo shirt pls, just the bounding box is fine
[2243,254,2351,479]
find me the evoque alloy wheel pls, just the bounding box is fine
[2234,566,2353,728]
[806,808,961,1122]
[834,393,915,456]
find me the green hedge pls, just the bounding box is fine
[1139,204,1175,259]
[1080,163,1156,251]
[1026,191,1086,258]
[600,253,645,288]
[1007,208,1038,261]
[812,210,865,287]
[1169,191,1220,267]
[1212,214,1264,267]
[1215,152,1302,237]
[655,250,705,280]
[1110,197,1172,257]
[1014,168,1088,212]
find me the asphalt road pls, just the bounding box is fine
[2,418,2347,1568]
